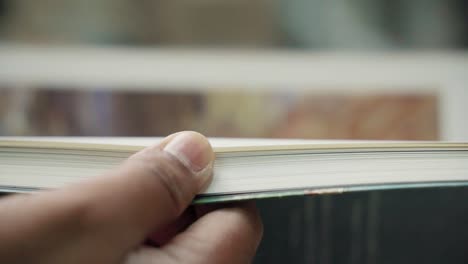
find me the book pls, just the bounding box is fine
[1,137,467,204]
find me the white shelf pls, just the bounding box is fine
[0,45,467,92]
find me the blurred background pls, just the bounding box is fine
[0,0,467,263]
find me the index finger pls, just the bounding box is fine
[126,202,263,264]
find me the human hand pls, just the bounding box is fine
[0,132,263,264]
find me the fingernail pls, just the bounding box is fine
[164,132,214,175]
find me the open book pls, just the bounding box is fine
[1,137,467,203]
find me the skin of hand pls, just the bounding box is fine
[0,131,263,264]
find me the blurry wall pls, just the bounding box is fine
[1,0,467,49]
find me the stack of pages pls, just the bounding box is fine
[1,137,467,203]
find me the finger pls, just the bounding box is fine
[147,207,196,246]
[147,204,224,246]
[125,202,263,264]
[0,131,214,256]
[71,131,214,240]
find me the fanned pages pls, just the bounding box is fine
[1,138,468,203]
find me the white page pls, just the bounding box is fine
[0,137,407,148]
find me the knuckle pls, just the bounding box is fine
[56,193,102,235]
[137,150,196,214]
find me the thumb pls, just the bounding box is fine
[64,131,214,243]
[0,131,214,262]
